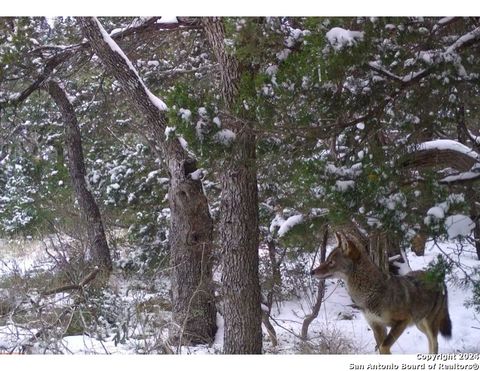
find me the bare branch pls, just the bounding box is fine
[41,267,100,296]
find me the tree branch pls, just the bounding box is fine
[41,267,100,296]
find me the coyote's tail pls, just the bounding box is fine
[439,285,452,338]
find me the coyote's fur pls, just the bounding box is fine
[310,232,452,354]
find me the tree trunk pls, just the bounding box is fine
[78,17,217,344]
[219,130,262,353]
[367,230,402,274]
[46,80,112,274]
[202,17,262,354]
[368,231,390,274]
[457,106,480,260]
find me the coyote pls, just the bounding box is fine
[310,232,452,354]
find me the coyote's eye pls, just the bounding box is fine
[329,260,335,266]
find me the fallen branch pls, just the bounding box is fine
[42,267,100,296]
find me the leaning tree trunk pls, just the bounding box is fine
[202,17,262,354]
[79,17,217,344]
[46,80,112,274]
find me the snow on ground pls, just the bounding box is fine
[0,237,479,354]
[301,241,479,354]
[0,237,56,275]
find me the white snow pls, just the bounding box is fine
[426,206,445,220]
[146,169,161,183]
[277,215,303,237]
[444,214,475,239]
[0,236,479,355]
[445,27,480,55]
[127,193,136,203]
[441,171,480,184]
[94,18,168,112]
[438,17,455,25]
[413,139,480,160]
[335,180,355,192]
[106,183,120,193]
[269,214,285,234]
[178,108,192,121]
[440,163,480,184]
[326,27,364,50]
[269,214,304,237]
[265,65,278,76]
[178,136,189,150]
[158,16,178,24]
[147,60,160,67]
[214,129,236,145]
[326,163,362,178]
[213,117,221,128]
[424,195,467,226]
[189,169,204,181]
[198,107,208,118]
[164,126,176,139]
[276,48,291,61]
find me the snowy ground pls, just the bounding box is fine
[0,237,479,354]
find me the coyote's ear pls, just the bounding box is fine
[343,237,361,261]
[334,232,342,246]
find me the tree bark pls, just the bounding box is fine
[457,106,480,260]
[202,17,263,354]
[78,17,217,344]
[46,80,112,274]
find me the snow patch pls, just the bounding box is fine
[178,136,189,150]
[414,139,479,160]
[326,27,364,50]
[178,108,192,121]
[213,117,221,128]
[445,214,475,239]
[214,129,236,145]
[276,48,291,61]
[165,126,176,139]
[189,169,204,181]
[279,215,304,237]
[158,16,178,24]
[335,180,355,192]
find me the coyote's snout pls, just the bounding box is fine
[311,232,452,354]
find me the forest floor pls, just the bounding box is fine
[0,236,479,354]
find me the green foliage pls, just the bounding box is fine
[1,16,480,288]
[425,254,453,285]
[471,269,480,314]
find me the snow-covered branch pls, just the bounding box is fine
[445,26,480,54]
[92,17,167,111]
[402,139,480,185]
[3,17,198,110]
[369,26,480,85]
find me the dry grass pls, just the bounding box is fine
[0,237,45,261]
[296,327,368,354]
